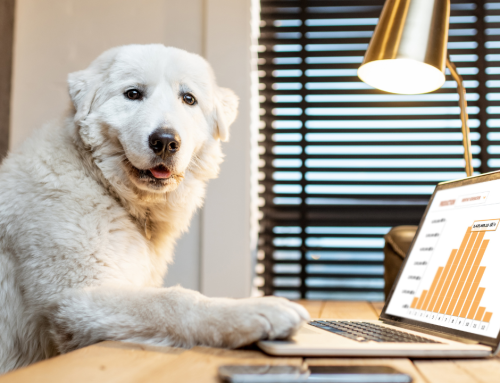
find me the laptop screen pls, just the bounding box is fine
[385,174,500,343]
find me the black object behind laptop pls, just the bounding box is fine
[384,226,418,299]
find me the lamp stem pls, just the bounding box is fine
[446,57,474,177]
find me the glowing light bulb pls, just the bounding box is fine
[358,59,446,95]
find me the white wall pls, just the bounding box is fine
[201,0,254,298]
[9,0,256,297]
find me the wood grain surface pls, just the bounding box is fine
[415,359,500,383]
[0,341,184,383]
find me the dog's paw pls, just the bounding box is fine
[211,296,310,348]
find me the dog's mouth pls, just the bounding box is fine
[122,156,183,191]
[146,165,172,179]
[137,164,173,182]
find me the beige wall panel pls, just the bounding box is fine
[201,0,253,298]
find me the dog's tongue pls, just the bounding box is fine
[149,166,171,179]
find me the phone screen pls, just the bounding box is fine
[308,366,412,383]
[218,365,412,383]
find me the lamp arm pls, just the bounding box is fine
[446,57,474,177]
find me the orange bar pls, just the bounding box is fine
[458,241,489,318]
[422,267,443,311]
[434,228,472,313]
[467,287,485,320]
[460,266,486,318]
[450,233,486,316]
[474,307,485,321]
[440,231,478,314]
[410,297,419,309]
[416,290,428,310]
[483,312,493,323]
[430,249,457,312]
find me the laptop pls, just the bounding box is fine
[259,171,500,357]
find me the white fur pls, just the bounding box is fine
[0,44,309,374]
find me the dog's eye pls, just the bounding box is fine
[183,93,196,106]
[125,89,143,101]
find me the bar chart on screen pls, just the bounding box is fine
[386,182,500,339]
[407,220,498,333]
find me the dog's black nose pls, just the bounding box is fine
[148,129,181,158]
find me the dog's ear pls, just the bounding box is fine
[67,70,95,123]
[67,47,119,123]
[213,87,239,142]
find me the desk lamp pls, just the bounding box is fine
[357,0,473,177]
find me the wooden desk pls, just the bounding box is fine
[1,301,499,383]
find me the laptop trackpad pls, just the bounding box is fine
[297,326,321,335]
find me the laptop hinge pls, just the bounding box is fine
[380,318,480,345]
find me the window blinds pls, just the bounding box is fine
[257,0,498,300]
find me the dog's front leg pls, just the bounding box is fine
[47,285,309,353]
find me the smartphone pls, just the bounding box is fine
[218,365,413,383]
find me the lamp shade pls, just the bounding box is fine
[358,0,450,94]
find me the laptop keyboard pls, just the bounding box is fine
[309,320,442,344]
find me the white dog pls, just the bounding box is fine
[0,44,309,374]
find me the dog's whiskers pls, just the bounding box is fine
[187,154,203,172]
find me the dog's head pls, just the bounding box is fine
[68,44,238,194]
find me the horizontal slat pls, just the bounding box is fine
[257,0,496,298]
